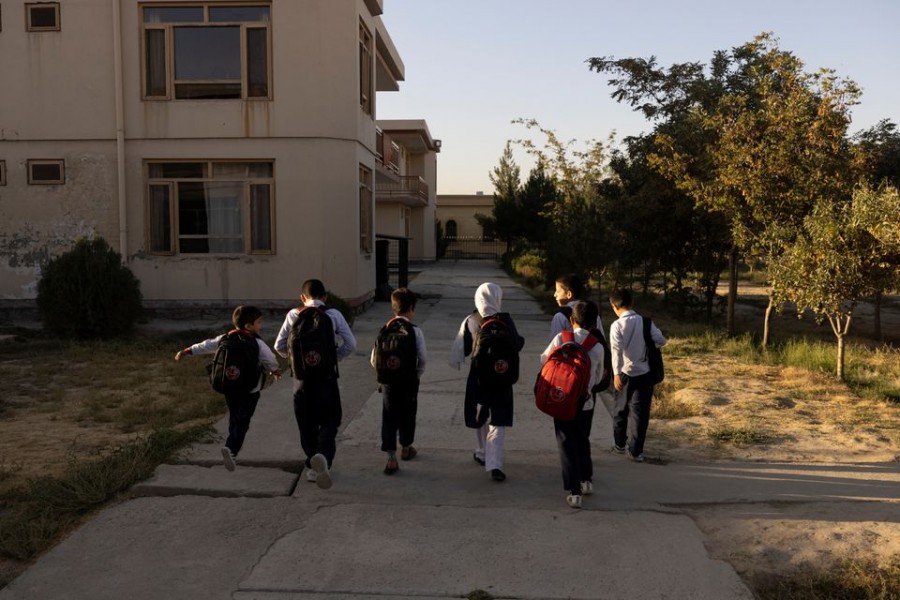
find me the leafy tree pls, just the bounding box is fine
[37,236,143,338]
[511,119,612,289]
[517,159,557,249]
[478,142,522,251]
[590,33,860,343]
[771,185,900,379]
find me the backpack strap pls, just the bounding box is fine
[580,331,599,351]
[561,330,575,344]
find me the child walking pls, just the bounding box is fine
[371,288,427,475]
[449,282,525,482]
[540,301,604,508]
[608,288,667,462]
[275,279,356,489]
[174,305,282,471]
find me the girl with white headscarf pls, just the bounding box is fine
[449,282,525,482]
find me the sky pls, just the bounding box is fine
[377,0,900,195]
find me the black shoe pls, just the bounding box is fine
[473,453,485,466]
[491,468,506,482]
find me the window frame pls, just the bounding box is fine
[25,2,60,32]
[359,20,373,116]
[0,161,6,186]
[145,159,276,256]
[140,3,272,101]
[27,159,65,185]
[359,165,373,254]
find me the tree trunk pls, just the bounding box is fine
[874,290,883,342]
[727,245,739,336]
[762,294,775,348]
[836,333,845,380]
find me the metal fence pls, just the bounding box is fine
[443,236,506,259]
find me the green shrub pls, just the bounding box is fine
[325,290,354,327]
[511,251,546,287]
[37,237,143,338]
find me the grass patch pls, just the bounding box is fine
[753,555,900,600]
[706,423,770,447]
[652,390,702,420]
[0,426,212,561]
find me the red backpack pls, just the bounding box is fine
[534,331,598,421]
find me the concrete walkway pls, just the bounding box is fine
[2,261,897,600]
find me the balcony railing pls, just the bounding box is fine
[376,175,428,205]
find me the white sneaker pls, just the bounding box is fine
[310,453,332,490]
[581,481,593,495]
[305,469,318,483]
[566,494,583,509]
[221,447,236,472]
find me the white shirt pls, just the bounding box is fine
[609,310,667,377]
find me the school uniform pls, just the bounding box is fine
[540,328,604,495]
[609,310,667,457]
[550,301,604,340]
[370,317,427,453]
[275,299,356,469]
[449,283,525,474]
[183,333,280,457]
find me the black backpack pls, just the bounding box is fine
[558,307,613,394]
[472,313,520,387]
[288,306,338,382]
[373,317,418,385]
[642,316,664,384]
[209,330,262,395]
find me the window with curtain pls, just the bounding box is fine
[147,160,274,255]
[141,3,271,100]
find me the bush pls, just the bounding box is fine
[37,236,143,338]
[511,251,546,287]
[325,290,354,327]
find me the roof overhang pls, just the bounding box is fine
[377,119,441,153]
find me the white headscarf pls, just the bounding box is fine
[449,282,503,369]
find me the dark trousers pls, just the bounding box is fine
[554,403,594,494]
[292,379,342,468]
[224,391,261,456]
[380,380,419,453]
[612,373,654,456]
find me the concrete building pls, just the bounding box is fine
[0,0,438,311]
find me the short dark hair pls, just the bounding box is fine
[232,305,263,329]
[391,288,417,315]
[555,273,585,299]
[301,279,327,300]
[571,300,598,329]
[609,288,633,309]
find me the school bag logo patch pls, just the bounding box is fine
[288,306,338,382]
[472,314,520,387]
[534,331,598,421]
[209,330,261,395]
[373,318,417,385]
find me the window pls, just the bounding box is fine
[28,159,64,184]
[359,21,373,115]
[146,160,274,255]
[0,161,6,186]
[445,220,458,238]
[141,4,271,100]
[359,165,373,253]
[26,3,59,31]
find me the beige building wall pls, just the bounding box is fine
[436,194,495,238]
[0,0,431,308]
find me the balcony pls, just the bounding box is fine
[376,175,429,207]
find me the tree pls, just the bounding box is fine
[478,142,522,252]
[590,33,860,343]
[771,185,900,379]
[510,119,612,289]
